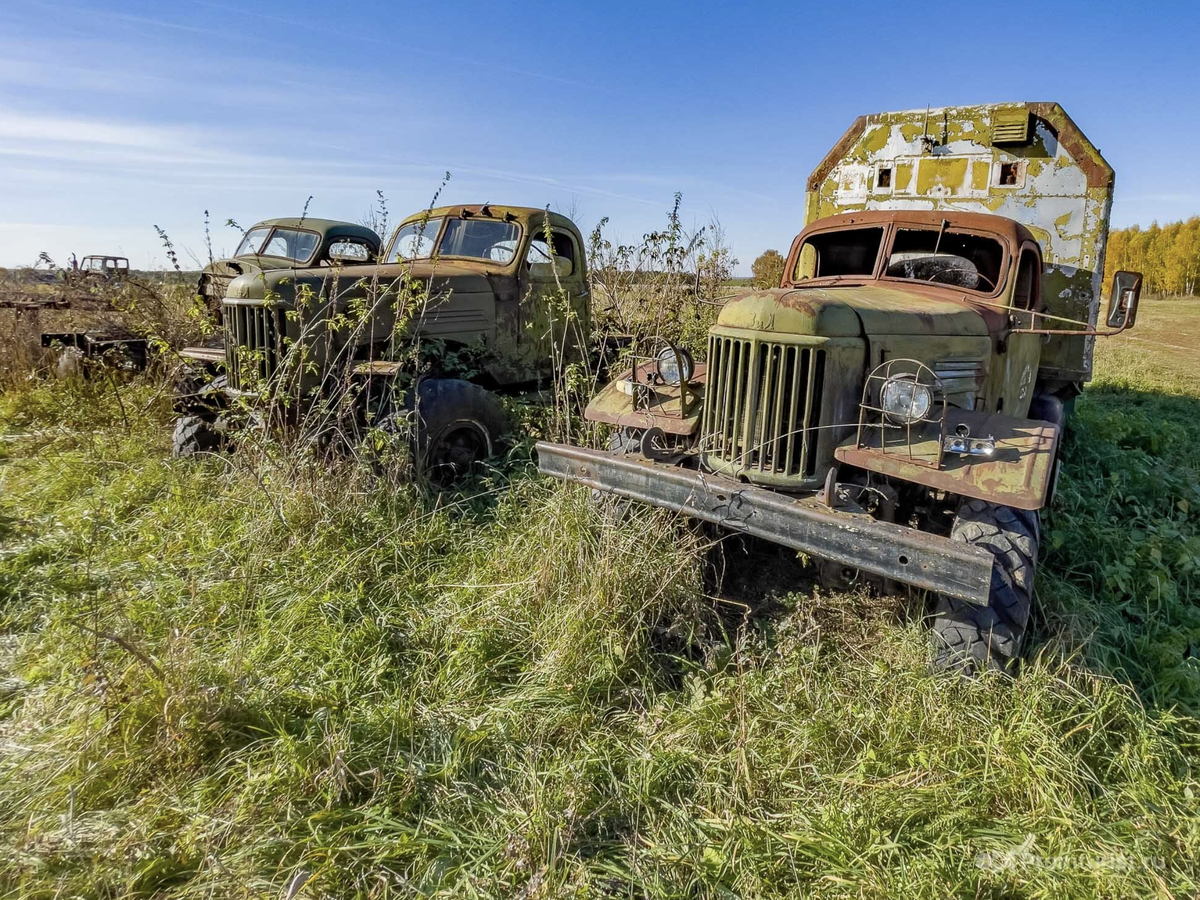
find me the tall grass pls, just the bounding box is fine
[2,354,1199,897]
[1,236,1198,896]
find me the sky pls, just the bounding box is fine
[1,0,1198,274]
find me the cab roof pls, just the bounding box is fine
[253,218,381,246]
[403,204,580,233]
[803,209,1036,252]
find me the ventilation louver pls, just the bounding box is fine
[992,108,1031,145]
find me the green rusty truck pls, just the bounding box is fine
[176,205,589,482]
[536,102,1143,674]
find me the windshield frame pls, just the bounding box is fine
[785,219,1011,299]
[233,226,271,258]
[877,223,1009,299]
[237,225,322,265]
[385,214,526,267]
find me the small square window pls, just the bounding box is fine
[998,162,1022,187]
[876,167,892,189]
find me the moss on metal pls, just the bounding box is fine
[802,103,1114,383]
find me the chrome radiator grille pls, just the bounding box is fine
[223,303,287,390]
[702,335,826,478]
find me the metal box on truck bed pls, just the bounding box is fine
[804,102,1113,386]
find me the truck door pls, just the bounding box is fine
[517,223,588,378]
[990,244,1042,417]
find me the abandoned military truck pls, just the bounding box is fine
[537,102,1143,673]
[176,205,590,482]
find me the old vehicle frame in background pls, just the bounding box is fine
[537,102,1143,674]
[175,205,590,483]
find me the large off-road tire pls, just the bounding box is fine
[930,499,1040,675]
[171,415,221,458]
[412,379,509,486]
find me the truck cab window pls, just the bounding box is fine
[234,227,270,257]
[1012,249,1039,309]
[794,227,883,280]
[389,217,445,261]
[261,228,320,263]
[526,230,575,277]
[886,228,1003,293]
[439,218,521,262]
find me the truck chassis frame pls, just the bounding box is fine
[536,441,994,606]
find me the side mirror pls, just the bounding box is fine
[329,241,370,263]
[1105,270,1142,330]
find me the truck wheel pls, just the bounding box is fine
[172,415,222,458]
[930,499,1039,675]
[413,379,508,486]
[608,428,643,454]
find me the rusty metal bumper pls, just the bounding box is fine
[536,441,994,605]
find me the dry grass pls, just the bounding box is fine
[0,289,1197,897]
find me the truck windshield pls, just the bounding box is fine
[389,217,521,263]
[234,227,270,257]
[794,227,883,280]
[259,228,320,263]
[884,228,1004,292]
[235,226,319,263]
[389,217,445,261]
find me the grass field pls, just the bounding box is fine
[1,299,1198,898]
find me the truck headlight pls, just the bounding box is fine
[881,375,932,425]
[655,343,694,386]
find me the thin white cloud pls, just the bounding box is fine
[0,109,187,150]
[190,0,607,93]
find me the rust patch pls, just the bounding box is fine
[835,409,1059,510]
[1026,102,1113,189]
[807,115,868,192]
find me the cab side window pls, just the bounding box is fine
[1012,249,1039,310]
[526,230,576,278]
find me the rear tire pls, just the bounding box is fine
[413,379,509,486]
[172,415,221,458]
[930,499,1039,675]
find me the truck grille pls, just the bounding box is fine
[702,336,825,478]
[223,303,287,390]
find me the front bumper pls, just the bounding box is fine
[536,441,994,605]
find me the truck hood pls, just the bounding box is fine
[202,257,266,280]
[717,285,989,338]
[225,259,495,301]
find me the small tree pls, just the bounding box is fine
[751,249,785,288]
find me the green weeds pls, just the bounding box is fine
[1,311,1198,898]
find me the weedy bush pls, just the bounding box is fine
[1,222,1199,897]
[587,194,737,364]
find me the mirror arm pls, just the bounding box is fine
[1010,325,1131,336]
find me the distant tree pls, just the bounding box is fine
[1105,216,1200,297]
[751,249,785,288]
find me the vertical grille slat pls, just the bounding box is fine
[729,341,746,462]
[741,342,761,469]
[703,336,826,481]
[799,349,819,476]
[720,338,737,456]
[804,351,826,477]
[222,302,285,391]
[768,346,787,473]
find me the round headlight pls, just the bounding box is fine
[880,376,933,425]
[655,344,694,386]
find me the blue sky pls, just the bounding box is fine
[1,0,1197,273]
